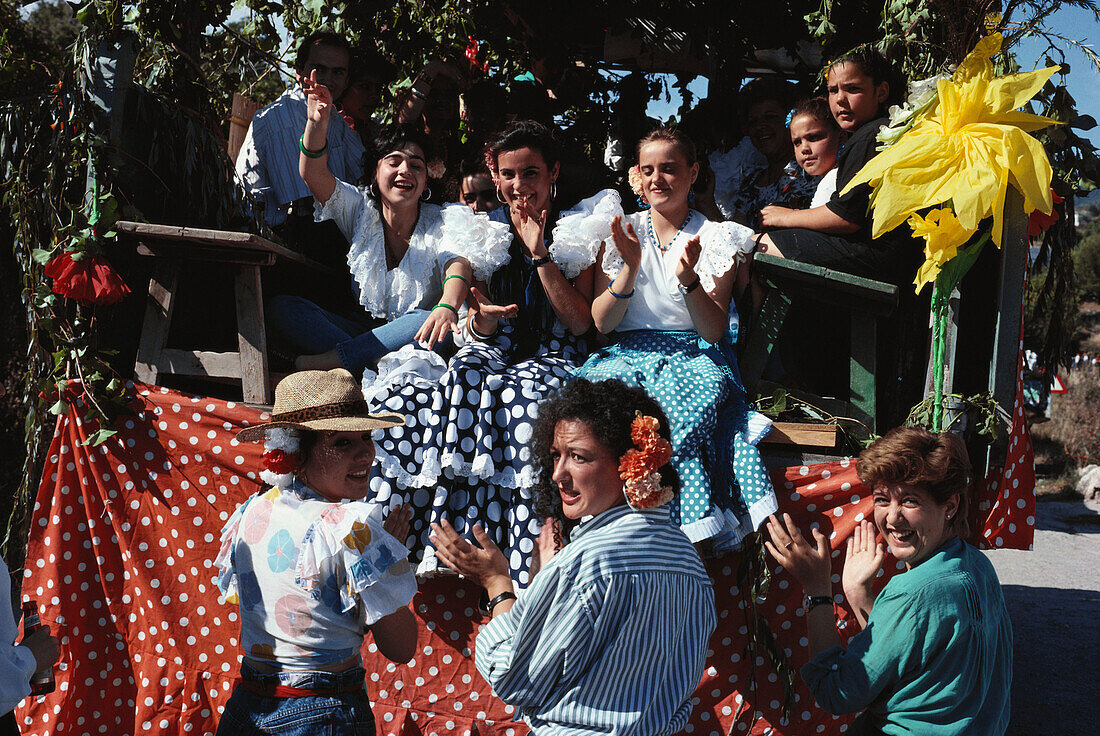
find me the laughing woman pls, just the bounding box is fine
[269,72,511,375]
[577,126,776,551]
[767,428,1012,735]
[366,120,621,586]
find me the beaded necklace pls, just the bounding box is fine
[648,209,694,254]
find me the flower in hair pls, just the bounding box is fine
[628,165,648,206]
[619,413,673,509]
[260,427,301,490]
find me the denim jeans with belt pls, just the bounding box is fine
[269,295,453,374]
[215,663,374,736]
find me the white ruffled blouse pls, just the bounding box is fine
[316,179,512,320]
[547,189,624,280]
[601,210,755,332]
[215,481,416,670]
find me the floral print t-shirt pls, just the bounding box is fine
[215,480,416,669]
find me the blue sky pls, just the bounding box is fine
[648,8,1099,149]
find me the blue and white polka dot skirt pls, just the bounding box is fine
[368,325,585,587]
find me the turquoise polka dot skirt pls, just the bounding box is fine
[576,329,777,550]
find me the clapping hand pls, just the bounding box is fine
[610,215,642,271]
[383,503,413,546]
[430,520,511,592]
[512,197,549,258]
[676,235,702,284]
[764,513,833,596]
[842,520,884,625]
[302,70,333,123]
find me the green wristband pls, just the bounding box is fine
[433,302,459,316]
[443,274,470,289]
[299,135,328,159]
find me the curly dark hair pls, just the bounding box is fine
[488,119,561,171]
[530,378,680,522]
[857,427,973,537]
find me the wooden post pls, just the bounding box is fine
[234,264,271,404]
[134,260,180,385]
[227,93,259,164]
[987,188,1028,466]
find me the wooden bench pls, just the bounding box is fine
[743,254,899,438]
[118,221,338,404]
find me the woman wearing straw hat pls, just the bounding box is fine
[215,369,418,735]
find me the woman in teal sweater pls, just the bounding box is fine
[766,427,1012,735]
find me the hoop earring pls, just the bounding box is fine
[421,186,432,202]
[368,183,379,199]
[550,182,557,201]
[496,187,507,204]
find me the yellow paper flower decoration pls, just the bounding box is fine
[843,33,1059,249]
[908,208,973,292]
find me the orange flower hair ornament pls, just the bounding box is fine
[619,413,674,509]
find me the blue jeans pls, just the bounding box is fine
[215,665,375,736]
[269,296,452,373]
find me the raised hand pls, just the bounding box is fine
[415,306,459,349]
[764,513,833,596]
[382,503,413,545]
[610,215,642,271]
[302,70,333,124]
[841,520,884,626]
[676,235,702,283]
[429,520,511,591]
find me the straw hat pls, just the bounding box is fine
[235,369,404,443]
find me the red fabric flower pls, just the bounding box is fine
[45,252,131,306]
[1028,191,1065,238]
[465,36,490,74]
[262,449,299,474]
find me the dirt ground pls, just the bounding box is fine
[984,496,1100,735]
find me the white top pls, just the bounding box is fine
[316,179,511,320]
[601,210,755,332]
[215,481,417,670]
[810,167,839,208]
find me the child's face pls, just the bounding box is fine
[790,114,842,177]
[827,62,888,132]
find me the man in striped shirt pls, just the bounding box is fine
[235,31,366,229]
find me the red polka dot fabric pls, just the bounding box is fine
[16,379,1034,736]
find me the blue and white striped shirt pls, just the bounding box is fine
[475,505,717,735]
[235,86,365,225]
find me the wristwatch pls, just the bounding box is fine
[802,594,833,612]
[478,589,517,617]
[531,254,553,267]
[677,276,701,295]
